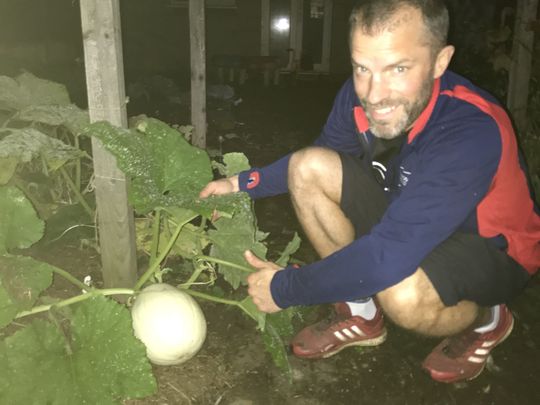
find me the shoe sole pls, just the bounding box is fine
[294,328,388,360]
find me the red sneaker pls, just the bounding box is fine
[422,304,514,383]
[290,302,387,359]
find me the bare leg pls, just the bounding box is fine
[377,268,479,336]
[288,147,479,337]
[288,147,354,258]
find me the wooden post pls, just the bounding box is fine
[290,0,304,68]
[260,0,270,56]
[507,0,538,133]
[80,0,138,289]
[189,0,207,149]
[319,0,333,73]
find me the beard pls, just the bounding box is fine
[360,74,434,140]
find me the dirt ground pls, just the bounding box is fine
[32,76,540,405]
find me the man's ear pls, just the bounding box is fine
[433,45,455,79]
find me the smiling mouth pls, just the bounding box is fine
[368,105,399,121]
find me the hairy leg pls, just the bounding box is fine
[377,268,479,336]
[289,147,478,336]
[288,147,355,258]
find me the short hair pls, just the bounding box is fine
[349,0,449,53]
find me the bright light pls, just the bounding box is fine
[273,17,290,32]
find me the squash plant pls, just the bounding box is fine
[0,80,303,402]
[0,72,92,221]
[88,115,303,372]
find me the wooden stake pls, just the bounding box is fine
[189,0,207,148]
[80,0,138,289]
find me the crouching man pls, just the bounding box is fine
[200,0,539,383]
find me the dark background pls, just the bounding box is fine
[0,0,531,108]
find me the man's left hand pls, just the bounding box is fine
[245,250,282,313]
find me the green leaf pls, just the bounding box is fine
[0,295,157,404]
[208,195,268,288]
[275,232,302,267]
[17,104,90,136]
[89,118,214,214]
[238,296,266,330]
[0,157,17,185]
[0,128,86,171]
[0,186,44,254]
[262,322,292,381]
[213,152,250,177]
[0,255,54,329]
[170,223,209,259]
[136,219,209,260]
[222,152,250,176]
[0,72,70,112]
[261,309,296,381]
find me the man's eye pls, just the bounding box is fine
[395,66,408,73]
[355,66,368,74]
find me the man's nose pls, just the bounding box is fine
[367,74,390,105]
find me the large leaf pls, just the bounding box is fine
[0,72,70,112]
[0,157,17,185]
[89,117,242,217]
[0,255,54,329]
[275,232,302,267]
[213,152,250,177]
[0,295,157,404]
[238,296,266,330]
[17,104,90,136]
[0,186,44,254]
[261,308,301,382]
[208,195,268,288]
[136,219,209,260]
[0,127,86,172]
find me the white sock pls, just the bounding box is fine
[346,298,377,320]
[474,305,500,333]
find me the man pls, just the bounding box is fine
[200,0,540,383]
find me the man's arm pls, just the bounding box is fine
[270,119,503,308]
[200,78,363,201]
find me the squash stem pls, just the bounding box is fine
[134,214,196,291]
[51,267,92,292]
[194,255,254,273]
[59,166,94,219]
[15,288,134,319]
[182,288,240,307]
[149,209,162,266]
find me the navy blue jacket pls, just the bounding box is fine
[238,70,540,308]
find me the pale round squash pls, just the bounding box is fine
[131,283,207,365]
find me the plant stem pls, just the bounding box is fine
[183,261,207,288]
[149,209,162,266]
[73,134,81,192]
[134,214,196,291]
[51,267,91,292]
[182,289,240,307]
[15,288,134,319]
[195,255,254,273]
[59,166,94,219]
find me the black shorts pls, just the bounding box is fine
[339,153,531,307]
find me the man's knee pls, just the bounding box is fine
[377,269,442,331]
[288,147,341,195]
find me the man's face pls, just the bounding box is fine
[351,8,437,139]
